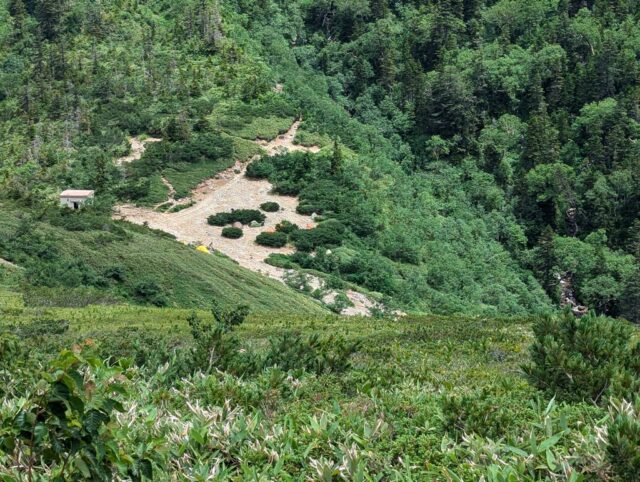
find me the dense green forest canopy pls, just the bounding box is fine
[0,0,639,318]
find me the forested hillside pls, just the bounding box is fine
[1,0,639,317]
[2,1,640,480]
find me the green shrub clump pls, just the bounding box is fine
[263,332,361,375]
[221,227,243,239]
[607,398,640,481]
[260,201,280,212]
[524,311,640,404]
[245,158,274,179]
[255,231,288,248]
[275,220,299,234]
[291,219,347,252]
[208,209,266,226]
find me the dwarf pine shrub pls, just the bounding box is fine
[524,311,640,404]
[260,201,280,212]
[221,227,243,239]
[256,231,288,248]
[208,209,265,226]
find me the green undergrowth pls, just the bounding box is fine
[163,157,236,199]
[233,116,294,140]
[2,304,628,479]
[0,202,325,313]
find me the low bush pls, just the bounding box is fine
[185,303,254,376]
[208,212,234,226]
[265,253,296,269]
[275,220,299,234]
[208,209,266,226]
[291,220,347,252]
[260,202,280,212]
[524,311,640,404]
[221,227,243,239]
[296,204,316,216]
[245,159,273,179]
[441,389,531,440]
[133,279,168,307]
[256,231,288,248]
[263,331,361,375]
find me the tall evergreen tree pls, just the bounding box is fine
[521,103,559,171]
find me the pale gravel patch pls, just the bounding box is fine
[115,136,162,166]
[114,121,377,315]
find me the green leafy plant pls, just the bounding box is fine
[0,347,154,481]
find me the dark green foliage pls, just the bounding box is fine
[221,227,243,239]
[245,158,274,179]
[207,209,266,226]
[524,312,640,404]
[186,303,252,375]
[263,331,361,375]
[607,398,640,481]
[91,329,178,370]
[621,266,640,323]
[275,220,299,234]
[260,201,280,212]
[14,318,69,337]
[211,300,250,328]
[255,231,288,248]
[133,280,168,307]
[441,389,531,440]
[291,220,347,252]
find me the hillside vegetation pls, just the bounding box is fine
[1,1,640,479]
[0,201,326,312]
[1,300,639,479]
[3,0,638,316]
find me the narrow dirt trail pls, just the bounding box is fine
[115,122,317,280]
[115,137,162,166]
[115,121,381,315]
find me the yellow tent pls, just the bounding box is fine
[196,245,210,254]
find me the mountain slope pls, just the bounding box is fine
[0,201,326,313]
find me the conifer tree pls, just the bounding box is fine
[521,103,559,171]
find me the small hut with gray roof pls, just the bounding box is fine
[59,190,95,210]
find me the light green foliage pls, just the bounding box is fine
[1,304,630,479]
[607,398,640,481]
[233,116,294,140]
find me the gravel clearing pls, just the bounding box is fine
[114,121,380,315]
